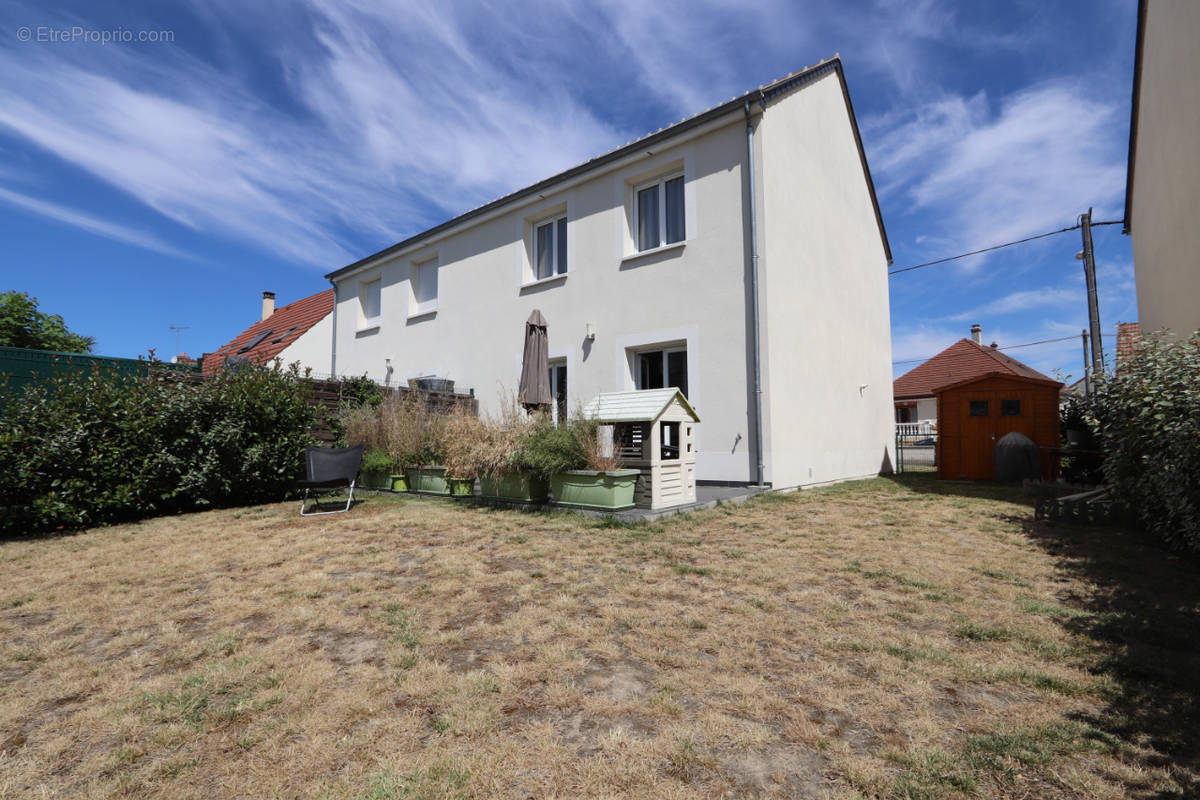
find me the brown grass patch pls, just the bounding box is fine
[0,478,1196,798]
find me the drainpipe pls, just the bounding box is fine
[744,97,766,486]
[327,278,338,379]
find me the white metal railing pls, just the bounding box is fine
[896,421,936,437]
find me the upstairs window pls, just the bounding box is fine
[535,216,568,280]
[411,258,438,316]
[636,174,685,251]
[359,277,381,328]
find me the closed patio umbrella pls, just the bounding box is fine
[518,309,552,411]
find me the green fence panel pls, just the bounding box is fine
[0,346,199,397]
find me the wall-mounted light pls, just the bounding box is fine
[585,323,596,341]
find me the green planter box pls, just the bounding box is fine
[359,469,392,490]
[448,478,475,496]
[406,466,449,495]
[479,472,550,503]
[390,473,409,492]
[551,469,639,511]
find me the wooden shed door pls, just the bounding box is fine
[960,394,997,480]
[957,389,1037,479]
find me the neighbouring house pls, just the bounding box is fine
[202,289,333,375]
[1123,0,1200,336]
[893,325,1055,425]
[323,56,895,489]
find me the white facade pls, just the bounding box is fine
[1125,0,1200,336]
[327,60,894,488]
[278,314,332,376]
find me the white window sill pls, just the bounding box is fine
[621,240,686,263]
[356,323,381,335]
[521,273,568,290]
[407,308,437,323]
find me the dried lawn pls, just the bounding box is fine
[1,475,1196,799]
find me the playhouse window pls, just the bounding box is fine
[660,421,680,460]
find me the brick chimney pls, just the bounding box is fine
[970,323,982,345]
[262,291,276,321]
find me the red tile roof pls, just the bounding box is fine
[893,338,1056,399]
[202,289,333,375]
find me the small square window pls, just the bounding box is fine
[1002,399,1021,416]
[969,400,989,417]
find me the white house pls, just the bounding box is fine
[324,56,895,489]
[1124,0,1200,336]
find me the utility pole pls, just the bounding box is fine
[1079,208,1104,377]
[1080,330,1091,396]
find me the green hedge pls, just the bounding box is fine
[1087,331,1200,552]
[0,363,315,536]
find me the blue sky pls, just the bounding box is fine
[0,0,1137,382]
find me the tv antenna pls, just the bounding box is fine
[168,324,191,357]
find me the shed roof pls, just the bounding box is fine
[933,370,1063,395]
[893,338,1055,400]
[581,389,699,423]
[202,289,333,374]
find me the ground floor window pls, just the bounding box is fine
[635,346,687,397]
[549,361,567,424]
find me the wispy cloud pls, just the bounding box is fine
[0,185,195,260]
[866,81,1127,268]
[948,287,1082,321]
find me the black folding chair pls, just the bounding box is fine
[298,445,364,516]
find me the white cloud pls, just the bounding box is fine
[866,81,1127,269]
[0,185,195,260]
[947,287,1082,321]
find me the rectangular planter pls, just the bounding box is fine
[358,469,392,490]
[479,472,550,504]
[551,469,639,511]
[405,466,449,495]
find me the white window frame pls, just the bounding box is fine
[358,276,382,330]
[634,172,685,252]
[533,215,568,281]
[409,256,438,318]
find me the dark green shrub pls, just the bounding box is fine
[520,415,585,481]
[1086,331,1200,551]
[0,362,315,536]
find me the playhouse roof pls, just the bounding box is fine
[581,389,700,423]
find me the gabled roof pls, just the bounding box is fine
[934,370,1063,395]
[893,339,1056,400]
[582,388,700,423]
[327,55,891,281]
[202,289,333,374]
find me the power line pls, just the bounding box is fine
[888,220,1123,276]
[892,333,1117,366]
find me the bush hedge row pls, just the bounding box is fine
[1087,330,1200,552]
[0,363,315,536]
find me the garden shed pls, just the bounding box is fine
[582,388,699,509]
[935,372,1062,481]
